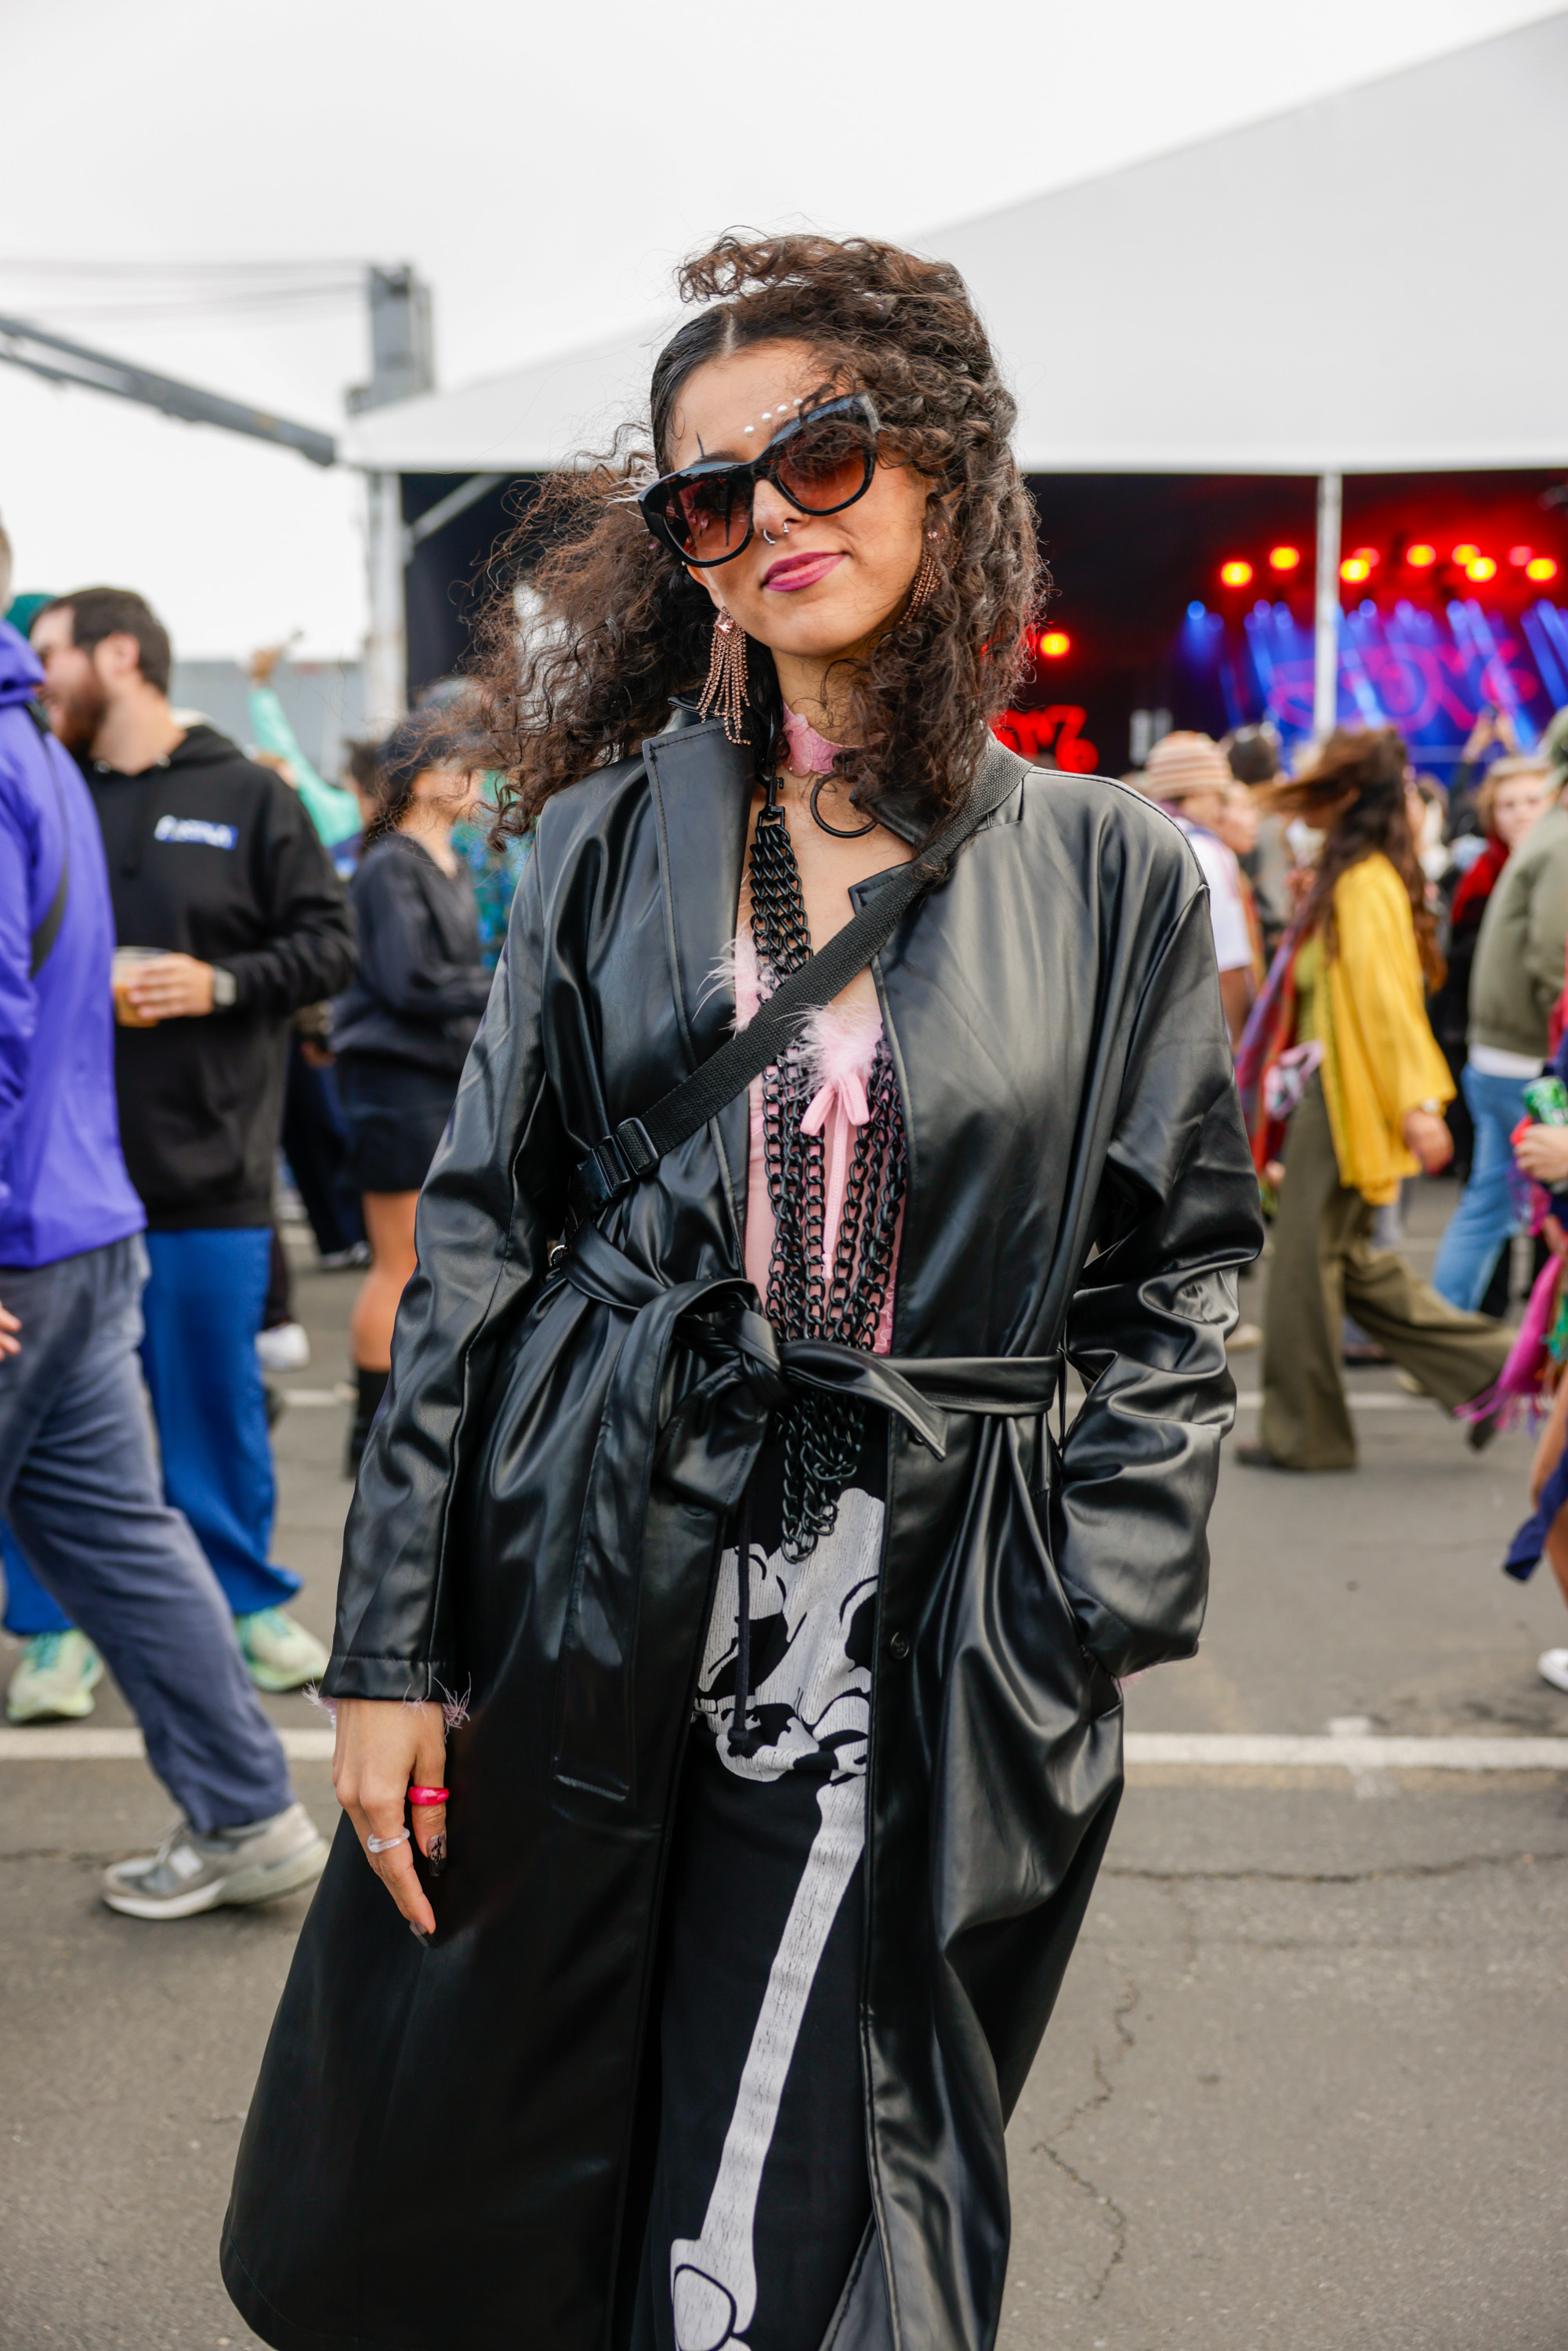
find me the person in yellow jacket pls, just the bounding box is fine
[1242,727,1512,1471]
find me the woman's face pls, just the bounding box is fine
[664,340,930,672]
[1492,770,1552,849]
[407,765,481,824]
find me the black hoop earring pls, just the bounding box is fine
[809,777,877,839]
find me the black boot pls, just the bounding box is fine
[344,1364,389,1480]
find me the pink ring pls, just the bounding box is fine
[407,1785,449,1806]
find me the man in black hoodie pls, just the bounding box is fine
[30,589,356,1694]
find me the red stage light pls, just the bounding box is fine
[1219,560,1253,588]
[1526,556,1559,584]
[1508,545,1534,567]
[1466,556,1497,583]
[1452,542,1480,564]
[1038,630,1070,659]
[1340,555,1372,584]
[1406,543,1437,568]
[1267,545,1300,572]
[1352,546,1380,568]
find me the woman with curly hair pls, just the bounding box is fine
[224,234,1260,2351]
[1237,726,1512,1474]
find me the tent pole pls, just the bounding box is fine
[364,469,407,731]
[1313,472,1342,741]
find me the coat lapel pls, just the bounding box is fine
[642,715,755,1235]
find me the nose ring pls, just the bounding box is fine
[761,521,791,545]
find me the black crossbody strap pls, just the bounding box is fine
[565,737,1026,1236]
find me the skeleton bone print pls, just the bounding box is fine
[666,1485,883,2351]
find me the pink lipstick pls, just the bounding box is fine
[762,551,845,592]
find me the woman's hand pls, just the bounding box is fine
[1401,1107,1454,1175]
[332,1696,447,1937]
[1515,1123,1568,1189]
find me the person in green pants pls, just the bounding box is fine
[1240,726,1513,1472]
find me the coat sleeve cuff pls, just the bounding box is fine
[1056,1577,1200,1683]
[319,1653,456,1703]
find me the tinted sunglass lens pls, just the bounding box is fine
[671,473,750,560]
[776,415,875,514]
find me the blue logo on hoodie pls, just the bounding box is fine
[154,813,237,850]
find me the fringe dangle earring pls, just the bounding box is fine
[905,530,943,625]
[697,607,750,744]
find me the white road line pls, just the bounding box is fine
[0,1726,336,1762]
[1231,1393,1439,1411]
[1126,1733,1568,1770]
[2,1728,1565,1771]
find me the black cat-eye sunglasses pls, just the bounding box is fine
[639,393,882,569]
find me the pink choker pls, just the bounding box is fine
[780,708,846,776]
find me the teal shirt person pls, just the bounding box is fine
[247,679,361,849]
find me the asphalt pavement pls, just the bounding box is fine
[3,1184,1566,2350]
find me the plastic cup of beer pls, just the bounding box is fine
[112,947,163,1027]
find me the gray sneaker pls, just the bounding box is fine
[100,1801,328,1920]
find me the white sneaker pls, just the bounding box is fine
[256,1320,311,1372]
[5,1628,105,1722]
[101,1801,328,1919]
[1538,1649,1568,1694]
[234,1607,330,1692]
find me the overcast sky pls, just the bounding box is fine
[2,0,1555,665]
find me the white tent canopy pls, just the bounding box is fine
[344,12,1568,480]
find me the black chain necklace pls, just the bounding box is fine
[748,776,907,1559]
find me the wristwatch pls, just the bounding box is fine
[211,965,237,1010]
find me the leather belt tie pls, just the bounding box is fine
[550,1223,1063,1802]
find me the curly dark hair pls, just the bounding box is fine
[466,233,1042,839]
[360,714,479,847]
[1263,726,1443,989]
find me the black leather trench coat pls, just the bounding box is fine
[223,717,1261,2351]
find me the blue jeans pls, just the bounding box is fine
[1432,1064,1532,1313]
[0,1237,292,1830]
[1,1226,299,1634]
[140,1227,300,1617]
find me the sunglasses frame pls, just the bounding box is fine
[639,392,882,569]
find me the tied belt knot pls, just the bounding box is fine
[549,1222,1063,1804]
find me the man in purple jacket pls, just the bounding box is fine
[0,596,327,1918]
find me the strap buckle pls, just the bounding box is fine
[564,1116,658,1238]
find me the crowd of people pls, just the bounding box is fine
[0,534,507,1914]
[5,518,1568,1904]
[1132,700,1568,1697]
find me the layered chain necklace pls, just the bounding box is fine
[747,755,907,1559]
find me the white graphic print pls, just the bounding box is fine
[693,1485,882,1784]
[672,1492,882,2350]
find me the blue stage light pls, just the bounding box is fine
[1187,600,1205,621]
